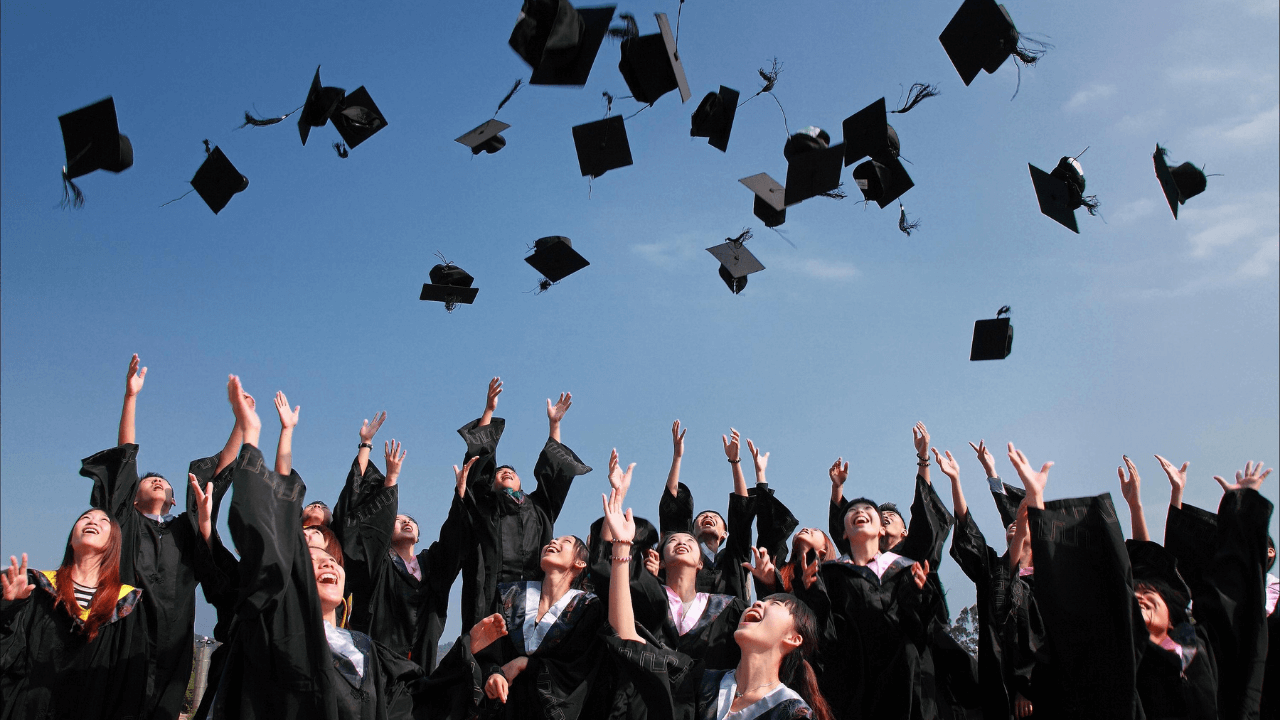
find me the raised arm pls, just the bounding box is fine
[213,393,249,477]
[356,411,387,477]
[1117,456,1149,541]
[934,448,966,520]
[480,377,501,427]
[829,457,848,506]
[602,459,643,643]
[829,458,850,556]
[665,420,685,498]
[1007,442,1050,510]
[547,391,571,443]
[273,391,300,477]
[723,428,748,497]
[117,354,146,446]
[913,422,931,485]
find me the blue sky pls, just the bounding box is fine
[2,0,1276,636]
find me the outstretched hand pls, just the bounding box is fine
[1,554,32,601]
[797,546,820,589]
[912,422,930,457]
[228,376,261,437]
[274,391,300,430]
[485,377,503,414]
[1214,461,1271,492]
[454,456,479,499]
[742,547,778,585]
[722,428,741,462]
[384,440,407,481]
[747,439,769,478]
[932,448,960,483]
[359,412,387,443]
[469,613,508,654]
[125,354,147,397]
[1117,456,1141,507]
[547,392,572,424]
[189,474,214,543]
[829,457,849,488]
[671,420,686,458]
[968,440,997,477]
[1007,442,1051,504]
[608,448,632,497]
[602,479,636,546]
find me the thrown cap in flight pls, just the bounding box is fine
[509,0,617,86]
[526,236,590,282]
[190,146,249,215]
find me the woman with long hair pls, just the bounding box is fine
[0,508,149,719]
[745,528,839,595]
[601,456,834,720]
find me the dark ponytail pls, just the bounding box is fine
[765,593,835,720]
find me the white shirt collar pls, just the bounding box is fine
[700,539,725,562]
[522,581,583,655]
[1266,574,1279,616]
[664,585,710,635]
[836,550,906,579]
[324,621,365,679]
[714,669,804,720]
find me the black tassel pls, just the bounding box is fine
[159,188,195,208]
[891,83,941,114]
[898,204,921,236]
[532,278,555,294]
[997,305,1011,318]
[758,58,781,94]
[727,229,753,246]
[1013,36,1051,66]
[607,13,639,39]
[202,139,213,156]
[60,168,85,210]
[1080,195,1101,216]
[602,91,614,116]
[819,184,847,200]
[333,143,349,158]
[239,110,285,128]
[495,79,523,116]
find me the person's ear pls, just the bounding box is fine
[783,629,803,651]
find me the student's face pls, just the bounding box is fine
[393,515,418,544]
[733,598,803,654]
[843,503,884,542]
[71,510,114,556]
[661,532,702,570]
[882,511,907,544]
[301,504,328,527]
[694,512,725,543]
[311,548,346,612]
[134,475,171,509]
[792,528,826,558]
[1135,588,1171,638]
[540,536,585,575]
[303,527,326,551]
[493,467,522,492]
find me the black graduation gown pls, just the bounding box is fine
[749,482,799,565]
[794,554,942,720]
[456,417,593,629]
[473,580,606,720]
[1025,493,1143,719]
[1164,489,1272,719]
[333,457,467,671]
[948,510,1045,719]
[0,570,148,720]
[658,482,756,601]
[641,581,747,720]
[604,638,814,720]
[1135,628,1218,719]
[79,443,227,720]
[209,444,421,720]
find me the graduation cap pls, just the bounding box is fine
[298,67,346,146]
[690,86,740,152]
[707,231,764,294]
[420,261,479,312]
[509,0,617,86]
[456,120,510,155]
[740,173,787,228]
[58,97,133,207]
[970,305,1013,361]
[782,128,846,206]
[571,115,632,178]
[939,0,1043,86]
[618,12,691,106]
[842,98,900,167]
[1153,145,1208,219]
[190,146,248,215]
[852,156,914,208]
[1028,155,1098,234]
[526,236,590,285]
[330,87,387,150]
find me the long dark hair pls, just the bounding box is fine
[766,593,834,720]
[55,510,125,642]
[569,536,589,590]
[776,531,838,592]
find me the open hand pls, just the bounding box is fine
[359,412,387,443]
[602,479,636,546]
[968,440,997,477]
[547,392,572,424]
[469,613,508,654]
[1,554,32,601]
[454,456,478,499]
[798,546,820,589]
[1214,461,1271,492]
[932,448,960,483]
[722,428,741,462]
[228,376,261,435]
[1007,443,1051,501]
[741,547,778,586]
[125,354,147,397]
[747,439,769,478]
[912,422,930,457]
[189,474,214,542]
[829,457,849,488]
[1117,456,1141,506]
[274,392,300,430]
[608,448,632,499]
[385,440,407,481]
[671,420,686,458]
[485,377,503,414]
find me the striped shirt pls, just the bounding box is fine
[72,581,96,609]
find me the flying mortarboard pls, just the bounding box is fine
[420,262,479,312]
[782,128,846,206]
[1153,145,1207,219]
[842,98,900,166]
[852,156,914,208]
[939,0,1041,86]
[1028,155,1098,234]
[298,67,346,146]
[572,115,633,177]
[58,97,133,207]
[190,146,249,215]
[526,236,590,283]
[618,12,691,105]
[510,0,617,86]
[690,86,740,152]
[330,87,387,150]
[740,174,787,228]
[707,231,764,295]
[457,120,510,155]
[970,306,1013,361]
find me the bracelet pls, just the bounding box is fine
[610,555,632,563]
[727,458,741,464]
[917,460,930,468]
[916,453,928,461]
[611,539,633,546]
[358,442,373,450]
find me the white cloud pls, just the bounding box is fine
[1182,192,1280,259]
[770,256,858,281]
[1221,105,1280,145]
[1237,236,1279,278]
[1111,197,1158,225]
[1064,84,1116,111]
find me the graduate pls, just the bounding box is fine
[455,377,593,630]
[0,510,149,719]
[332,423,470,671]
[601,460,835,720]
[942,441,1045,719]
[206,375,421,720]
[658,423,757,601]
[77,354,228,720]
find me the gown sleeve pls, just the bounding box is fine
[457,417,505,503]
[750,482,799,565]
[659,483,696,536]
[717,492,757,601]
[949,510,992,586]
[226,445,304,619]
[604,635,698,720]
[895,474,955,569]
[332,459,397,601]
[80,444,143,580]
[528,438,593,524]
[830,498,850,557]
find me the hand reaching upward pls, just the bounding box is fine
[747,439,769,483]
[722,428,741,462]
[274,391,300,430]
[359,412,387,444]
[933,448,960,483]
[608,448,632,500]
[741,547,778,586]
[384,440,407,485]
[968,440,998,478]
[671,420,686,459]
[454,456,478,499]
[548,392,572,441]
[125,354,147,397]
[189,474,214,544]
[1214,461,1271,492]
[912,422,930,458]
[1,554,32,601]
[1154,454,1189,509]
[1007,442,1051,508]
